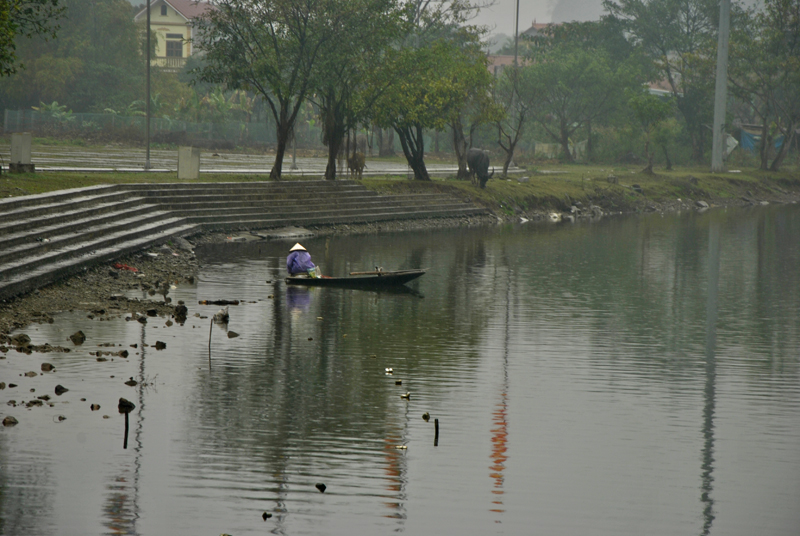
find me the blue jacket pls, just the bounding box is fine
[287,250,316,275]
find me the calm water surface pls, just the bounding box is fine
[1,205,799,535]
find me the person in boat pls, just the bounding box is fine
[286,243,321,278]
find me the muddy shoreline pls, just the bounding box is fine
[1,191,797,346]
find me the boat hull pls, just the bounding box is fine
[285,269,426,288]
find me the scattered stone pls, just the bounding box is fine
[308,337,313,341]
[695,200,709,209]
[154,341,166,350]
[3,416,18,426]
[262,512,272,521]
[165,320,173,327]
[146,309,158,317]
[632,184,643,194]
[8,383,17,388]
[124,377,138,386]
[118,350,129,358]
[130,344,138,348]
[37,395,50,401]
[70,331,86,345]
[7,400,16,406]
[118,398,135,413]
[96,357,108,362]
[0,382,4,389]
[137,316,147,324]
[315,483,326,493]
[395,379,402,385]
[227,331,239,338]
[422,412,430,421]
[24,371,37,377]
[10,334,31,346]
[54,385,69,396]
[56,415,67,422]
[400,392,411,399]
[26,400,43,407]
[41,363,54,372]
[90,404,101,411]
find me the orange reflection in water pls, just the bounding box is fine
[489,389,508,515]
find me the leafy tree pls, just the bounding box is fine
[495,65,536,176]
[729,0,800,170]
[309,0,408,180]
[449,40,503,180]
[0,0,142,111]
[627,89,674,173]
[196,0,332,179]
[0,0,64,76]
[372,0,491,181]
[527,44,633,162]
[373,38,486,181]
[603,0,720,162]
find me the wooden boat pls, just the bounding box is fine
[285,269,426,288]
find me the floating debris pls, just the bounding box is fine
[395,379,402,385]
[124,377,138,386]
[393,445,408,450]
[422,412,430,421]
[90,404,101,411]
[227,331,239,339]
[315,483,327,493]
[385,368,393,374]
[41,363,55,372]
[24,371,37,377]
[54,385,69,396]
[400,392,410,400]
[154,341,166,350]
[262,512,272,521]
[3,416,18,426]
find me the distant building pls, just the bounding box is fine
[134,0,213,71]
[520,20,553,40]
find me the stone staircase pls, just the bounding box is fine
[0,180,487,299]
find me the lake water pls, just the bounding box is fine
[2,205,799,536]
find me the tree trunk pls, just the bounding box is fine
[560,122,573,163]
[452,118,469,180]
[586,118,593,161]
[271,118,291,180]
[395,124,430,181]
[769,126,794,171]
[321,102,345,181]
[502,138,518,177]
[759,120,770,171]
[641,138,654,174]
[378,128,396,157]
[661,144,672,171]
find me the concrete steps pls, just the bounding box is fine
[0,179,487,299]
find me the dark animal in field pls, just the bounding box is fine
[348,152,365,179]
[467,148,494,188]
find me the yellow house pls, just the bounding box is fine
[134,0,213,71]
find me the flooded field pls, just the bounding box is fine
[1,205,799,535]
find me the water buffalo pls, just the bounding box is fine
[467,148,494,188]
[347,152,365,179]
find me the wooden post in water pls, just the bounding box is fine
[123,412,129,449]
[434,418,439,446]
[208,318,213,367]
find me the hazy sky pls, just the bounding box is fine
[473,0,605,37]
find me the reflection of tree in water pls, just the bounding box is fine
[103,472,138,536]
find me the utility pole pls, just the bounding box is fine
[513,0,520,68]
[145,0,152,170]
[711,0,731,172]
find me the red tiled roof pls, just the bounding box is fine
[166,0,213,19]
[135,0,213,21]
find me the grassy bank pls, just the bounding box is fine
[2,162,799,218]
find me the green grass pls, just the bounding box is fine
[2,157,798,215]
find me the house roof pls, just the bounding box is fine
[135,0,213,22]
[520,21,554,38]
